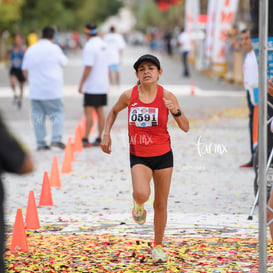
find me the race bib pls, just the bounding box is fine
[129,107,158,127]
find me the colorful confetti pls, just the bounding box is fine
[5,234,273,272]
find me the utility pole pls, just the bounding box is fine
[250,0,273,271]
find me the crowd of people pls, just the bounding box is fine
[4,25,127,150]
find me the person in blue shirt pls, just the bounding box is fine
[6,33,27,109]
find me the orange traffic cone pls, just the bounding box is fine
[38,171,54,206]
[25,191,40,230]
[61,138,73,174]
[74,124,83,152]
[11,208,28,252]
[190,81,195,95]
[50,156,62,188]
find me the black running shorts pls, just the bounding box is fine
[130,150,173,170]
[10,67,25,83]
[83,94,107,107]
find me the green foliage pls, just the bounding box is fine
[0,0,25,31]
[0,0,124,35]
[134,0,184,31]
[19,0,87,33]
[76,0,124,27]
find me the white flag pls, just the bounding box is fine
[211,0,239,65]
[205,0,217,66]
[185,0,200,37]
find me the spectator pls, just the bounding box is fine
[0,113,33,272]
[72,31,81,50]
[22,26,68,151]
[5,33,26,109]
[224,29,237,82]
[240,29,259,168]
[177,27,191,77]
[103,26,126,85]
[78,22,109,147]
[149,32,162,53]
[164,30,173,57]
[27,30,38,47]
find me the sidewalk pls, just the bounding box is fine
[1,46,269,272]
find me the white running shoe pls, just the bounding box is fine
[152,245,168,264]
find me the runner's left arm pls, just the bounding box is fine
[163,90,189,132]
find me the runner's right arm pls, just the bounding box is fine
[78,66,92,94]
[101,89,131,154]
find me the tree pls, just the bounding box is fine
[0,0,25,61]
[134,0,184,31]
[0,0,25,32]
[19,0,86,33]
[0,0,124,60]
[18,0,124,34]
[76,0,124,27]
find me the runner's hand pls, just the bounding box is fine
[101,134,112,154]
[163,98,177,114]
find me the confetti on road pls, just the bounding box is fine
[5,234,273,272]
[3,102,261,273]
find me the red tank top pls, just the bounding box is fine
[128,85,171,157]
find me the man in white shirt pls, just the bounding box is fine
[240,29,259,167]
[103,26,126,85]
[78,22,109,147]
[177,27,191,77]
[22,26,68,151]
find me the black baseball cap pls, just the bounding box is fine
[84,22,97,35]
[133,54,161,71]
